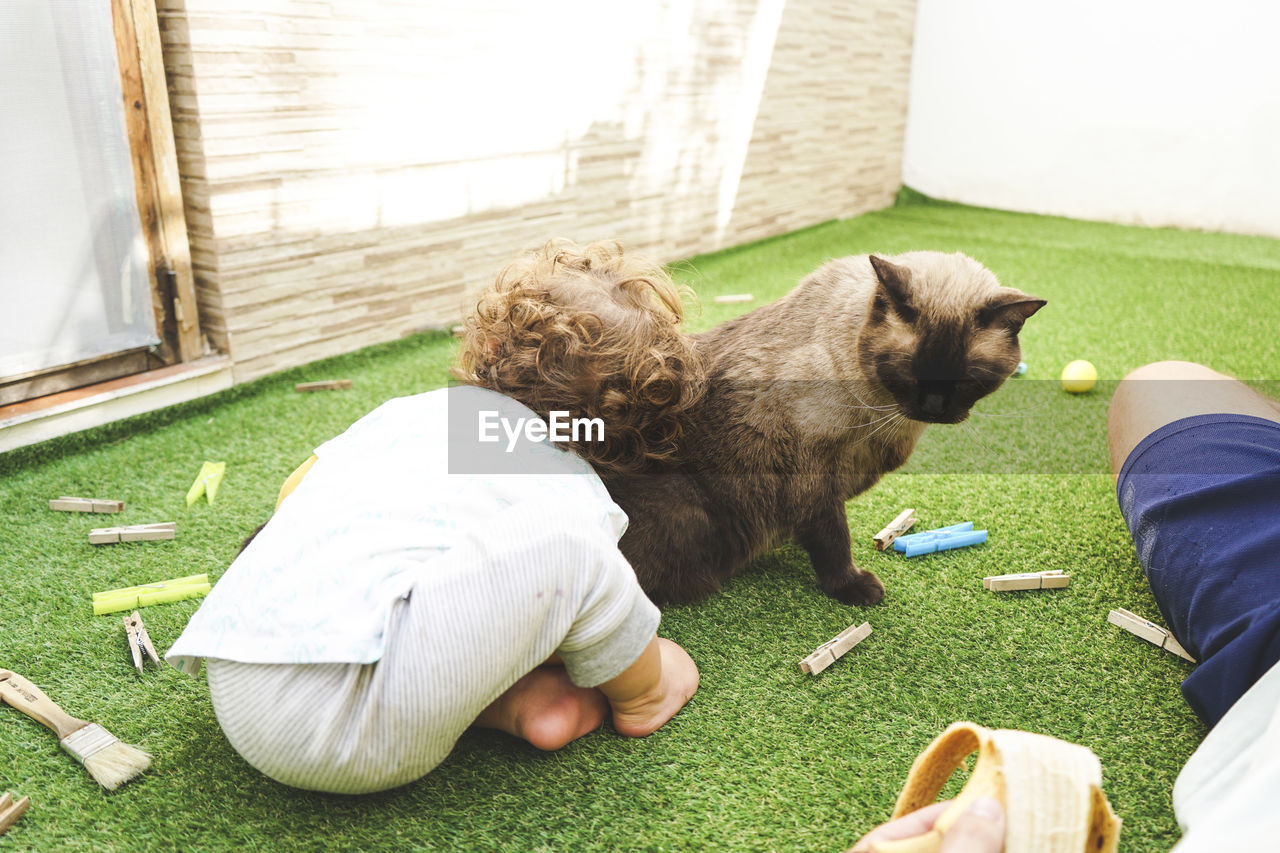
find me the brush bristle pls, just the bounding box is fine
[83,741,152,790]
[61,723,151,790]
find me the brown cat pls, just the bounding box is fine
[460,245,1044,607]
[603,251,1044,606]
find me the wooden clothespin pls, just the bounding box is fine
[122,611,160,673]
[49,496,124,513]
[0,791,31,838]
[713,294,754,304]
[873,508,917,550]
[185,461,226,505]
[294,379,352,392]
[983,570,1070,592]
[1107,608,1197,663]
[89,522,177,545]
[799,621,872,675]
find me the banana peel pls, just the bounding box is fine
[861,722,1120,853]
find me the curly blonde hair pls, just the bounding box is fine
[454,241,706,474]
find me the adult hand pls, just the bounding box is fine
[850,797,1005,853]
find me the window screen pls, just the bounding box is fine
[0,0,159,379]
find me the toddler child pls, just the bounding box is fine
[168,242,704,794]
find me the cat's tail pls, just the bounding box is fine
[454,240,706,474]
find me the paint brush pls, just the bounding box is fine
[0,669,150,790]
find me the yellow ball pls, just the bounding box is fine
[1060,359,1097,393]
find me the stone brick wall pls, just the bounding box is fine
[156,0,917,382]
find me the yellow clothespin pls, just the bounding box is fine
[186,461,226,506]
[93,574,212,615]
[122,611,160,673]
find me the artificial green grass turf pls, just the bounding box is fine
[3,193,1279,851]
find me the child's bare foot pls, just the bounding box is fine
[474,666,608,750]
[609,638,699,737]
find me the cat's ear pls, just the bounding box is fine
[868,255,916,320]
[978,291,1047,334]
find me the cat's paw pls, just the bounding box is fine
[823,570,886,606]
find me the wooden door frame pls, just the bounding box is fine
[111,0,202,364]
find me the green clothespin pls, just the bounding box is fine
[186,461,227,506]
[93,574,213,615]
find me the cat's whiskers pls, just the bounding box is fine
[966,364,1008,380]
[953,417,1011,470]
[968,408,1041,420]
[844,410,910,448]
[967,394,1056,419]
[893,411,921,443]
[829,397,897,413]
[838,410,902,432]
[839,383,898,412]
[871,415,906,448]
[875,412,915,446]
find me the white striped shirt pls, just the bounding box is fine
[168,385,636,672]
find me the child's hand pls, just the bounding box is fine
[601,637,699,737]
[850,798,1005,853]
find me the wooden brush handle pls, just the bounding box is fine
[0,670,88,740]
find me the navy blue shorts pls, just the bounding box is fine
[1117,413,1280,727]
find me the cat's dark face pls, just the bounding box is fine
[857,254,1045,424]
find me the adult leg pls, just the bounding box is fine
[1107,360,1280,726]
[1107,360,1280,479]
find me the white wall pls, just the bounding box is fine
[902,0,1280,238]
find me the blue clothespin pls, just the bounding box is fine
[893,522,973,551]
[894,522,988,557]
[902,529,987,557]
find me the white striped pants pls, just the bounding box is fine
[205,534,659,794]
